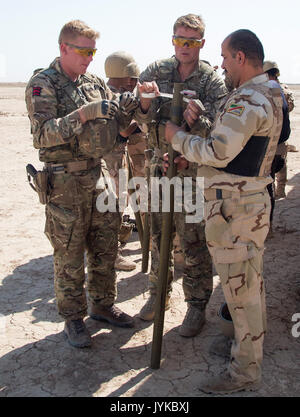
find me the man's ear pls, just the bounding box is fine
[237,51,246,65]
[60,43,67,56]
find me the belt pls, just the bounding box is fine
[45,159,101,174]
[204,188,265,202]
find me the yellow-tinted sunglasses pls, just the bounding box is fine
[172,36,203,48]
[65,42,97,57]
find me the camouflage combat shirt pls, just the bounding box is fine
[281,83,295,113]
[135,56,227,165]
[25,58,130,163]
[172,74,283,192]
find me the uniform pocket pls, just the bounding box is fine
[205,199,234,248]
[44,203,77,252]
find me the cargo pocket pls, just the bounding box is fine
[44,203,77,252]
[205,199,234,248]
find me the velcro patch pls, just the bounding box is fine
[32,87,42,97]
[227,104,245,117]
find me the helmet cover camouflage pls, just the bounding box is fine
[105,51,140,78]
[263,60,280,76]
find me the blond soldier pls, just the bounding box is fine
[135,14,227,337]
[103,51,146,271]
[25,21,138,348]
[263,61,295,199]
[165,30,283,394]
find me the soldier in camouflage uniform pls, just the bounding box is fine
[165,30,283,394]
[135,14,227,337]
[25,20,138,348]
[104,52,148,180]
[263,61,295,199]
[103,51,146,271]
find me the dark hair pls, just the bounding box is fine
[227,29,264,66]
[266,68,279,78]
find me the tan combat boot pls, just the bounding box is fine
[90,304,134,328]
[115,251,136,271]
[119,222,134,244]
[64,318,92,348]
[287,144,298,152]
[139,294,170,321]
[179,304,206,337]
[199,371,261,395]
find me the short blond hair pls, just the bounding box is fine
[58,20,100,44]
[173,14,205,38]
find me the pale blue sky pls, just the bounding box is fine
[1,0,299,83]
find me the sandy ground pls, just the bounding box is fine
[0,83,299,399]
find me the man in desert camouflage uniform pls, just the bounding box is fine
[165,29,283,394]
[263,61,296,199]
[104,51,147,271]
[25,20,138,348]
[135,14,227,337]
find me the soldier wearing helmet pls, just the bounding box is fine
[105,51,140,93]
[263,60,296,199]
[104,51,147,271]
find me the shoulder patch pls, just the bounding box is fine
[32,87,42,97]
[226,103,245,117]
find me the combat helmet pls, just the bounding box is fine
[263,61,280,76]
[105,51,140,78]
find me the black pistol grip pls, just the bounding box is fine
[26,164,38,177]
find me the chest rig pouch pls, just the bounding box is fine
[41,69,118,161]
[147,59,213,152]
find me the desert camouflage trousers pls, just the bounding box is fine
[148,160,212,310]
[275,142,288,188]
[205,189,270,382]
[44,165,120,320]
[127,132,146,178]
[104,133,146,196]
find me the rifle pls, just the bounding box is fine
[141,149,154,273]
[150,83,185,369]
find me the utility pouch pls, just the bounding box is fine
[26,164,50,205]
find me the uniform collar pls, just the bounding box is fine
[49,57,84,85]
[172,56,206,80]
[239,73,269,88]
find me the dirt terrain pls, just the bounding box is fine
[0,84,299,399]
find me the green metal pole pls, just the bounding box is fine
[150,82,184,369]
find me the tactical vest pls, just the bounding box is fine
[145,59,215,152]
[217,82,283,177]
[35,67,118,163]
